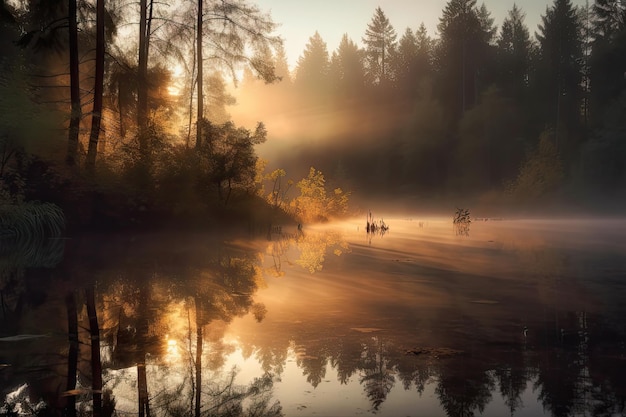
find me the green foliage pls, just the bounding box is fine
[505,130,564,202]
[197,119,267,204]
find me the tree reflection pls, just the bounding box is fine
[435,361,495,417]
[93,236,283,417]
[264,227,349,274]
[359,337,396,411]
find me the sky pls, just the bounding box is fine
[254,0,589,70]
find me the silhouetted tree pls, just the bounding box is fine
[589,0,626,125]
[329,34,365,98]
[86,0,105,170]
[496,4,534,101]
[362,7,397,86]
[390,28,420,97]
[436,0,493,120]
[535,0,583,157]
[294,31,330,92]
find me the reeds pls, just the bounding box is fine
[453,208,471,236]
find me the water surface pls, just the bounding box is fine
[1,217,625,416]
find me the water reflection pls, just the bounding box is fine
[1,219,626,416]
[1,234,282,417]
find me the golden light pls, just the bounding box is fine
[167,64,185,96]
[165,336,181,363]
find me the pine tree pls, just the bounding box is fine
[362,7,397,85]
[436,0,492,117]
[496,4,533,99]
[390,28,419,95]
[294,31,330,90]
[329,34,365,96]
[536,0,583,153]
[589,0,626,124]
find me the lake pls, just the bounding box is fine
[1,216,626,417]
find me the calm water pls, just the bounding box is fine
[1,217,626,416]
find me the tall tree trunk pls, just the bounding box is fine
[195,297,203,417]
[195,0,203,149]
[137,0,149,155]
[138,362,149,417]
[65,292,79,417]
[86,0,105,171]
[137,284,150,417]
[66,0,80,166]
[86,286,102,417]
[187,32,197,148]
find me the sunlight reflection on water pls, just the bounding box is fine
[2,217,625,416]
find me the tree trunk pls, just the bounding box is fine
[65,292,78,417]
[137,0,149,154]
[195,297,203,417]
[137,284,150,417]
[66,0,80,166]
[195,0,203,149]
[138,362,149,417]
[86,0,105,171]
[86,286,102,417]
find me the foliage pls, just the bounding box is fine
[264,168,293,210]
[535,0,583,150]
[291,167,350,223]
[505,130,564,202]
[455,87,525,189]
[294,31,330,93]
[362,7,397,85]
[197,119,267,204]
[496,4,534,100]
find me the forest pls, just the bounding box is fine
[1,0,625,233]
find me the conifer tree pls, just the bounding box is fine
[362,7,397,85]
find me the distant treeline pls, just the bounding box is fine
[1,0,625,226]
[233,0,626,208]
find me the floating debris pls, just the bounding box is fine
[405,347,463,358]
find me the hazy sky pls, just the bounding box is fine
[254,0,588,70]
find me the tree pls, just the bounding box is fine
[194,0,280,148]
[536,0,583,156]
[415,23,434,79]
[205,72,235,124]
[86,0,105,170]
[195,0,203,149]
[197,119,267,204]
[505,129,564,203]
[589,0,626,125]
[67,0,81,167]
[496,4,533,99]
[362,7,397,85]
[16,0,83,166]
[436,0,493,118]
[137,0,150,155]
[294,31,330,91]
[390,28,419,95]
[328,34,365,97]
